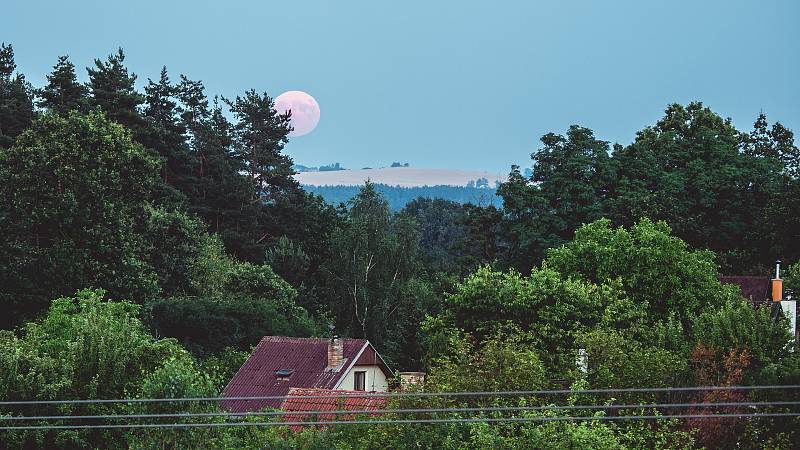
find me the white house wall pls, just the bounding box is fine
[337,365,389,392]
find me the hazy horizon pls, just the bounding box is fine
[4,0,799,172]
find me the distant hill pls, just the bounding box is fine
[295,167,506,210]
[302,183,502,211]
[294,166,506,188]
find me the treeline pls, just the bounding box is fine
[2,41,800,448]
[302,183,502,210]
[498,106,800,275]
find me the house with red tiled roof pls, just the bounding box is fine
[221,336,392,413]
[279,387,387,430]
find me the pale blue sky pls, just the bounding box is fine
[3,0,799,172]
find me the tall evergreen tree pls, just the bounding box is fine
[37,55,88,114]
[175,75,212,190]
[0,43,34,148]
[226,90,295,201]
[141,66,194,195]
[86,48,145,131]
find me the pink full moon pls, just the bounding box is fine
[274,90,320,137]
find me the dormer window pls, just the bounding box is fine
[275,369,294,381]
[354,371,366,391]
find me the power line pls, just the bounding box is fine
[2,385,798,406]
[2,401,798,423]
[1,412,798,431]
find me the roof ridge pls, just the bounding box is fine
[288,387,382,394]
[259,336,369,342]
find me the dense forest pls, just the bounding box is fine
[302,183,502,210]
[2,43,800,448]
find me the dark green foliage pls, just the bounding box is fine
[0,43,34,148]
[579,329,688,389]
[0,111,162,327]
[225,89,294,201]
[499,125,614,271]
[146,295,316,356]
[496,102,799,274]
[400,198,470,274]
[37,55,88,114]
[86,48,145,132]
[264,235,311,286]
[441,265,638,370]
[147,236,317,355]
[692,300,791,380]
[142,207,206,298]
[140,66,196,198]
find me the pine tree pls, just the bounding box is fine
[225,90,295,201]
[0,43,34,148]
[37,55,88,114]
[141,66,193,192]
[86,48,145,131]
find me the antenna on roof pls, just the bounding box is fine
[327,323,336,339]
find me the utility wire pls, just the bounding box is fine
[2,401,798,423]
[1,412,798,431]
[2,385,798,406]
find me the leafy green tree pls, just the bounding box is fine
[86,48,145,132]
[0,43,34,148]
[691,299,791,381]
[323,184,421,345]
[0,111,162,327]
[401,197,470,274]
[441,265,638,370]
[425,328,547,395]
[128,356,219,450]
[578,329,688,389]
[499,125,614,271]
[545,218,739,326]
[456,203,506,270]
[610,102,765,272]
[37,55,88,115]
[0,289,184,449]
[147,235,317,355]
[264,235,311,287]
[142,206,206,298]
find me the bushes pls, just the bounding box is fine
[146,234,319,355]
[0,289,184,449]
[147,296,316,355]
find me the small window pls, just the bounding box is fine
[354,371,366,391]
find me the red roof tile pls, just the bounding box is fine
[280,388,387,430]
[720,276,771,303]
[220,336,389,412]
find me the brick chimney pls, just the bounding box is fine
[327,336,343,369]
